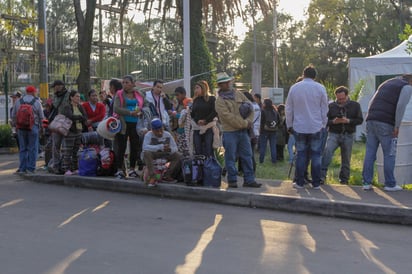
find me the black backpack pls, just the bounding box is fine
[263,108,279,131]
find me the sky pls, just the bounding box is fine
[233,0,311,38]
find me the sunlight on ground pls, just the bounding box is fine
[58,208,89,228]
[43,248,87,274]
[373,189,408,208]
[352,231,396,274]
[0,198,24,208]
[175,214,223,274]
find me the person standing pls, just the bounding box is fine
[285,65,328,189]
[321,86,363,184]
[9,91,22,149]
[145,80,171,131]
[61,90,88,175]
[171,86,192,154]
[113,75,146,179]
[276,104,287,161]
[82,89,106,131]
[48,80,70,174]
[11,86,44,174]
[259,98,280,164]
[362,75,412,191]
[215,72,261,188]
[191,80,218,157]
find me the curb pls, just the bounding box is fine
[26,173,412,225]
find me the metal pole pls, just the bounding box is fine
[183,0,191,97]
[273,0,278,88]
[4,71,9,123]
[38,0,49,99]
[99,0,103,77]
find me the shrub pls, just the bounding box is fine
[0,124,16,147]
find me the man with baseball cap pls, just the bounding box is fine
[141,118,182,187]
[11,86,44,174]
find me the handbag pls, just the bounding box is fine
[203,157,222,188]
[48,114,72,136]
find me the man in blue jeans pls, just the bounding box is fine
[321,86,363,184]
[215,72,261,188]
[362,74,412,191]
[286,65,328,189]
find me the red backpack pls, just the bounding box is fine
[16,97,36,130]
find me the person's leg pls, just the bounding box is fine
[362,121,379,185]
[113,133,127,172]
[203,128,214,157]
[309,130,323,187]
[238,130,255,184]
[193,130,202,155]
[259,133,268,163]
[269,132,277,163]
[222,131,239,184]
[294,132,309,186]
[50,132,63,172]
[27,125,39,172]
[127,122,139,170]
[17,129,28,172]
[71,133,82,171]
[375,122,397,187]
[164,152,182,177]
[287,134,296,163]
[61,133,75,172]
[321,133,339,181]
[339,133,354,183]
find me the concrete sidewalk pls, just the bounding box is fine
[2,153,412,224]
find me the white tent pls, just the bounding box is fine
[348,36,412,137]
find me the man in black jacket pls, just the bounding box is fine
[321,86,363,184]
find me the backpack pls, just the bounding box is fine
[97,148,116,176]
[78,148,98,176]
[263,108,279,131]
[16,97,36,130]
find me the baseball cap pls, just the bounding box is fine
[151,118,163,130]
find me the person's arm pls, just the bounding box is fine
[142,132,164,152]
[395,85,412,129]
[348,102,364,126]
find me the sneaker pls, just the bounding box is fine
[363,184,373,191]
[114,171,126,179]
[147,178,157,188]
[26,170,35,174]
[293,182,304,189]
[128,170,138,178]
[243,182,262,188]
[383,185,403,192]
[162,176,177,183]
[64,170,74,176]
[14,169,26,175]
[312,185,321,190]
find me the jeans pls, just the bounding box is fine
[287,134,295,163]
[321,132,354,183]
[362,120,396,187]
[294,130,323,187]
[259,131,277,163]
[17,125,39,172]
[193,128,214,157]
[222,130,255,183]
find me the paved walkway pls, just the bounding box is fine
[2,153,411,224]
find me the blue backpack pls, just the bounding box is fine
[78,148,98,176]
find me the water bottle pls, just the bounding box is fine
[390,137,398,156]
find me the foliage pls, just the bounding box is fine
[0,124,16,148]
[351,79,365,102]
[399,23,412,55]
[320,80,337,101]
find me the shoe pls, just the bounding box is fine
[128,170,138,178]
[26,170,35,174]
[147,179,157,188]
[114,171,126,179]
[243,182,262,188]
[312,185,321,190]
[293,182,304,189]
[384,185,403,192]
[363,184,373,191]
[64,170,74,176]
[162,176,177,183]
[339,181,348,185]
[14,169,26,175]
[228,182,238,188]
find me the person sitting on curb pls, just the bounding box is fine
[142,118,182,187]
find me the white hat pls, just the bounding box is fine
[216,72,234,84]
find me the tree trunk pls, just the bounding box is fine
[73,0,97,94]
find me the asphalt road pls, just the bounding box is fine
[1,174,411,274]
